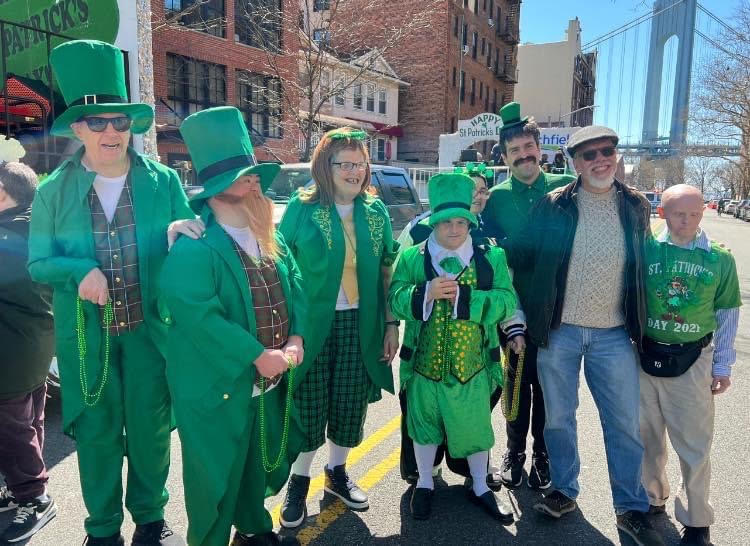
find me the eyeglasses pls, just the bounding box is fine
[579,146,616,162]
[79,116,132,132]
[332,161,368,172]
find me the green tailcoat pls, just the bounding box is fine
[388,241,518,391]
[278,194,399,395]
[160,209,307,545]
[27,147,193,435]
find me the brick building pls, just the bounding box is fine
[335,0,521,165]
[152,0,301,179]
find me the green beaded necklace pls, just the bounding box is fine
[76,298,114,407]
[258,357,296,473]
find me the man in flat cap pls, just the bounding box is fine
[512,126,664,545]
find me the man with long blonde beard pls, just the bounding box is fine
[639,184,740,546]
[161,107,306,546]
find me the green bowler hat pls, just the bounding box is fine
[427,173,478,228]
[498,101,529,131]
[179,106,280,211]
[50,40,154,138]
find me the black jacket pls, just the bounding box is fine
[510,179,651,350]
[0,205,54,399]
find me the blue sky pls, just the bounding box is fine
[518,1,739,144]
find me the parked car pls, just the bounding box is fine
[707,199,718,210]
[725,200,740,215]
[268,163,425,234]
[733,199,749,219]
[642,191,661,216]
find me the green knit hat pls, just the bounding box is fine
[49,40,154,138]
[499,101,529,131]
[179,107,280,212]
[427,173,478,227]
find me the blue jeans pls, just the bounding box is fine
[536,323,649,513]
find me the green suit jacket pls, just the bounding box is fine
[278,193,399,395]
[27,147,193,434]
[160,209,306,544]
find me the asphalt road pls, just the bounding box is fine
[3,213,749,545]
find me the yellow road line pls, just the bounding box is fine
[271,415,401,526]
[296,448,402,546]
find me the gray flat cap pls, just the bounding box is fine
[566,125,619,155]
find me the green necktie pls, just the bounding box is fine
[439,256,463,275]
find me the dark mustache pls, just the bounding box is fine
[513,156,537,167]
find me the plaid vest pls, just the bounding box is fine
[233,242,290,387]
[89,177,144,336]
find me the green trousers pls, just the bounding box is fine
[70,325,171,537]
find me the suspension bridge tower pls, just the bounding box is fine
[642,0,698,148]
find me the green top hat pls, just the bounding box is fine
[498,101,529,131]
[49,40,154,138]
[179,107,280,212]
[427,173,478,228]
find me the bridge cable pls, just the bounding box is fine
[626,23,639,145]
[616,31,627,132]
[603,38,613,126]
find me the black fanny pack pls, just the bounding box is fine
[639,333,713,378]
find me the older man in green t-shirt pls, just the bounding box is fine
[482,103,575,491]
[640,184,740,546]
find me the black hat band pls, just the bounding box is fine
[197,154,257,184]
[70,94,127,107]
[433,202,470,213]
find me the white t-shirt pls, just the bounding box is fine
[220,223,260,258]
[334,202,358,310]
[92,173,127,223]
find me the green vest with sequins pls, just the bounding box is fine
[413,262,485,383]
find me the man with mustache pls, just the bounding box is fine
[483,103,575,493]
[513,125,663,545]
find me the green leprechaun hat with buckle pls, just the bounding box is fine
[427,173,478,228]
[179,106,280,212]
[49,40,154,138]
[498,101,529,132]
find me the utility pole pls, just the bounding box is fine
[136,0,158,159]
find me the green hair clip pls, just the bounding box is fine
[454,162,493,179]
[327,128,367,141]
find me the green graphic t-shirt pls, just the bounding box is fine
[644,234,741,344]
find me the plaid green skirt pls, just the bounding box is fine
[294,309,379,451]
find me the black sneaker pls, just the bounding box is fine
[323,464,369,509]
[280,474,310,528]
[528,452,551,490]
[616,510,665,546]
[231,531,300,545]
[83,534,125,545]
[0,496,57,543]
[499,451,526,488]
[410,487,433,520]
[533,490,577,519]
[0,486,18,512]
[648,504,667,516]
[680,526,711,546]
[132,519,185,545]
[468,490,514,526]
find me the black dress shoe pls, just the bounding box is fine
[132,519,184,545]
[410,487,433,520]
[231,531,300,545]
[469,490,514,525]
[83,533,125,545]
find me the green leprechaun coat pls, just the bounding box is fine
[388,240,518,391]
[159,208,306,545]
[278,193,399,395]
[27,147,194,436]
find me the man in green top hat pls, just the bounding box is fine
[161,106,306,546]
[388,172,517,523]
[27,40,203,546]
[482,102,576,492]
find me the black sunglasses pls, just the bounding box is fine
[79,116,132,132]
[579,146,616,162]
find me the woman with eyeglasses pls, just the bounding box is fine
[277,127,400,528]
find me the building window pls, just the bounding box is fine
[371,138,386,162]
[479,81,483,99]
[365,84,375,112]
[473,0,479,13]
[313,0,329,11]
[459,71,465,103]
[487,44,492,68]
[235,0,283,52]
[166,53,226,125]
[485,93,489,112]
[378,89,387,114]
[353,84,362,110]
[493,89,497,113]
[490,0,494,19]
[236,70,283,139]
[453,16,459,38]
[320,71,330,103]
[481,37,486,56]
[471,32,478,59]
[334,78,345,106]
[462,23,468,46]
[470,77,476,105]
[451,117,455,132]
[164,0,225,37]
[452,67,457,87]
[312,28,331,45]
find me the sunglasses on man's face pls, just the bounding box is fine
[80,116,132,133]
[579,146,616,162]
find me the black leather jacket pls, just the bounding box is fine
[509,178,652,350]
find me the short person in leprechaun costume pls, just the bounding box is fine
[388,173,517,523]
[160,107,305,546]
[277,127,400,528]
[27,41,203,545]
